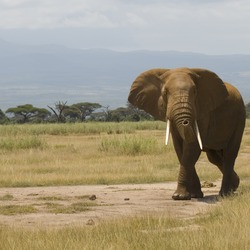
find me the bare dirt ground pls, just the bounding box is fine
[0,181,221,228]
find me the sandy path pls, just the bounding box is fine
[0,181,220,228]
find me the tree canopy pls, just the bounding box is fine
[64,102,102,121]
[6,104,50,123]
[246,102,250,118]
[1,101,249,124]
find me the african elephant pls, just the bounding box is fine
[128,68,245,200]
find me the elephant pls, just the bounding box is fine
[128,67,246,200]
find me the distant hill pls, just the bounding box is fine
[0,38,250,111]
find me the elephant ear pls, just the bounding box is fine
[128,68,169,121]
[191,68,229,119]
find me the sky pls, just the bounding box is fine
[0,0,250,54]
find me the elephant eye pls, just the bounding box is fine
[161,88,168,101]
[192,86,197,96]
[162,87,168,96]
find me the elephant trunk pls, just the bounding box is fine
[175,113,196,144]
[171,93,197,144]
[166,92,203,149]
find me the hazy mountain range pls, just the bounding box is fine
[0,38,250,111]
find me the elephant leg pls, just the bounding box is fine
[220,151,240,196]
[206,149,223,170]
[206,149,239,193]
[221,119,245,196]
[188,167,204,198]
[173,163,203,200]
[172,139,203,200]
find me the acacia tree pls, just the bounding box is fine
[125,103,153,121]
[101,106,112,121]
[246,102,250,118]
[6,104,50,123]
[47,101,68,123]
[109,107,131,122]
[0,109,7,123]
[64,102,102,121]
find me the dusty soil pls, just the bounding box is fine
[0,181,221,228]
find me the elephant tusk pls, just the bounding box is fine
[195,121,203,150]
[165,119,170,145]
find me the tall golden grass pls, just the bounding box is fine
[0,120,236,187]
[0,120,249,249]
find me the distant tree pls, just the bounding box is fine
[246,102,250,118]
[101,106,113,122]
[0,109,8,124]
[63,105,79,122]
[109,107,131,122]
[47,101,68,123]
[6,104,50,123]
[126,103,153,121]
[64,102,102,122]
[90,104,153,122]
[106,104,153,122]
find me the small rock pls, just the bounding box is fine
[27,193,39,196]
[201,181,216,188]
[89,195,97,200]
[124,198,130,201]
[86,219,95,226]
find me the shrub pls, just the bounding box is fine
[0,136,47,151]
[99,135,163,156]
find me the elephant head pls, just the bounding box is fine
[128,68,229,148]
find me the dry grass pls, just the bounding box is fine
[0,121,233,187]
[1,186,250,249]
[0,122,178,187]
[0,121,249,249]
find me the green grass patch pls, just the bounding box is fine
[0,194,14,201]
[45,201,98,214]
[0,205,37,215]
[99,135,164,155]
[0,121,165,137]
[75,195,93,199]
[37,196,65,201]
[0,136,47,151]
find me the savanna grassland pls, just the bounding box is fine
[0,120,249,249]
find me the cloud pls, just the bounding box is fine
[0,0,250,54]
[0,0,113,28]
[0,0,249,30]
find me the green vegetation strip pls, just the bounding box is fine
[0,136,47,151]
[45,202,98,214]
[0,194,14,201]
[0,121,165,136]
[0,205,37,215]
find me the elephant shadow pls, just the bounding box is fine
[196,194,220,204]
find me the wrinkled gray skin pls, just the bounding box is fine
[128,68,245,200]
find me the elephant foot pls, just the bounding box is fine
[172,191,191,200]
[189,185,204,198]
[190,191,204,199]
[232,172,240,191]
[219,172,240,197]
[172,189,203,200]
[219,185,237,197]
[219,189,234,197]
